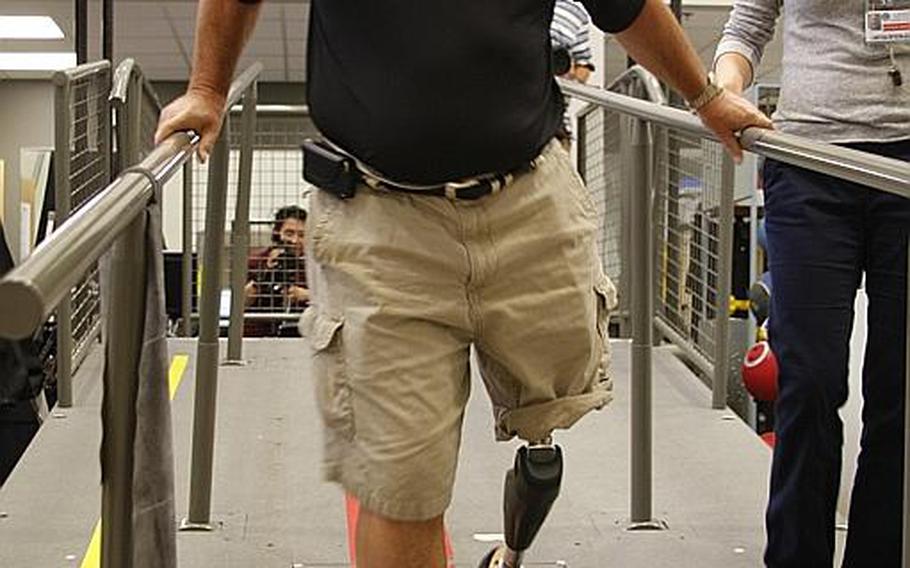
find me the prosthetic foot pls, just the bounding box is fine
[478,442,563,568]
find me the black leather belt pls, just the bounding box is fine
[361,161,537,201]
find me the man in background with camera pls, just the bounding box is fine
[244,205,309,336]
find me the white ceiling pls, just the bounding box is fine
[117,1,309,82]
[0,1,780,86]
[0,0,309,82]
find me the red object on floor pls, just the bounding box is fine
[345,493,455,567]
[742,341,779,402]
[760,431,777,448]
[346,494,359,565]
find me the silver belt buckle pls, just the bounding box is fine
[444,179,480,200]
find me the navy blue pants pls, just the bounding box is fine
[763,139,910,568]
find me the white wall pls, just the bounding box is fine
[0,80,56,263]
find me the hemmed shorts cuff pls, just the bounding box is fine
[497,379,614,442]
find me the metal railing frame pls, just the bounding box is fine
[181,161,194,337]
[111,58,163,174]
[225,82,258,363]
[0,62,262,567]
[52,60,112,408]
[0,116,197,568]
[561,78,910,547]
[183,62,261,529]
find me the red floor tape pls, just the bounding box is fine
[345,493,455,567]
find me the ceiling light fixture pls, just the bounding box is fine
[0,52,76,71]
[0,16,65,40]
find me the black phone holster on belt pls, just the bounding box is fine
[302,139,358,199]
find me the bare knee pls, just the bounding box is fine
[356,508,446,568]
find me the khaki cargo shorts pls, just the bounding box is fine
[299,140,617,521]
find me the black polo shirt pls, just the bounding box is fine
[306,0,646,184]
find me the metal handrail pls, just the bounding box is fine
[606,64,667,105]
[564,76,910,547]
[560,79,910,200]
[741,129,910,200]
[0,61,264,342]
[228,103,309,115]
[111,58,163,122]
[0,62,261,567]
[0,132,199,340]
[225,62,263,110]
[110,58,160,110]
[52,60,110,85]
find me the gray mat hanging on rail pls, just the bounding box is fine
[100,199,177,568]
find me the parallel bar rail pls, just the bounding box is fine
[562,75,910,549]
[0,133,198,339]
[561,80,910,199]
[0,62,262,567]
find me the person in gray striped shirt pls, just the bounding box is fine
[550,0,596,148]
[715,1,910,566]
[551,0,596,83]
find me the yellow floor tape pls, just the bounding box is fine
[80,353,190,568]
[168,355,189,401]
[79,521,101,568]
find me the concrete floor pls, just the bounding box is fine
[0,337,791,567]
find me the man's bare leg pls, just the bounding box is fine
[356,508,446,568]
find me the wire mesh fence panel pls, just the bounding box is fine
[191,112,319,248]
[68,74,110,211]
[189,111,318,322]
[56,64,111,378]
[139,84,161,161]
[578,103,627,332]
[71,265,102,361]
[653,128,726,365]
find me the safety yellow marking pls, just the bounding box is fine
[169,354,190,400]
[79,353,190,567]
[730,296,751,315]
[79,521,101,568]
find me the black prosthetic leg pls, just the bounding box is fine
[479,443,563,568]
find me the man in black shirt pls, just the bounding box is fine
[157,1,770,566]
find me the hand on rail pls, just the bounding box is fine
[155,87,226,163]
[696,90,772,164]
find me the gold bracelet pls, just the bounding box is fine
[687,73,725,112]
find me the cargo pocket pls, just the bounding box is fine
[301,310,354,441]
[594,274,618,333]
[308,189,343,263]
[593,274,618,384]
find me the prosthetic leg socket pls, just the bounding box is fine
[503,444,563,565]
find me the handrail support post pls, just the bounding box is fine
[226,83,258,364]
